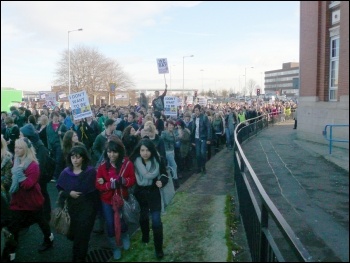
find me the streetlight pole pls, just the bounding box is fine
[244,66,254,96]
[200,69,204,90]
[170,65,175,91]
[239,75,245,94]
[182,55,194,106]
[68,28,83,95]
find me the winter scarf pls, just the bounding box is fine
[9,156,32,194]
[134,156,159,186]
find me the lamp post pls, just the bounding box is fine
[68,28,83,95]
[200,69,204,91]
[170,65,175,91]
[239,75,245,94]
[244,66,254,96]
[182,55,194,106]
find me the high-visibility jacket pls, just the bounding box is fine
[237,113,246,123]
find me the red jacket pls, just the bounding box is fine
[10,161,44,211]
[96,157,136,205]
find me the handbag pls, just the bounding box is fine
[50,201,71,236]
[117,161,140,225]
[159,167,176,210]
[121,193,140,225]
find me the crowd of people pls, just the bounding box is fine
[1,85,298,262]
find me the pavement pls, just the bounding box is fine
[3,119,348,262]
[241,120,349,262]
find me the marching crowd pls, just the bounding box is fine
[1,84,298,262]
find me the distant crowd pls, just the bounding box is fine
[1,84,297,262]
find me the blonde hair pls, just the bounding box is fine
[144,114,153,123]
[14,137,38,163]
[144,121,156,134]
[39,115,49,126]
[1,135,10,160]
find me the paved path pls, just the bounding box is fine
[241,120,349,262]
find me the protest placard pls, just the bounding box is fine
[164,96,178,117]
[45,92,57,109]
[156,58,169,74]
[68,90,92,120]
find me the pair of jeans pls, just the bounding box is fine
[165,150,177,180]
[52,144,63,180]
[140,209,162,229]
[225,127,233,149]
[195,138,207,170]
[101,201,127,237]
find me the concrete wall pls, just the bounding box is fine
[297,95,349,149]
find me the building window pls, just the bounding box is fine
[329,37,339,101]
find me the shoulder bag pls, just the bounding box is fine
[159,166,176,211]
[50,200,71,236]
[117,161,140,225]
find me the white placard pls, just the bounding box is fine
[68,90,92,120]
[58,93,67,99]
[156,58,169,74]
[164,96,177,117]
[186,96,193,105]
[115,93,129,100]
[197,97,207,106]
[45,92,57,109]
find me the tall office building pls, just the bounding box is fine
[265,62,299,97]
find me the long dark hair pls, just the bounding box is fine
[67,145,90,171]
[129,138,160,164]
[103,140,125,171]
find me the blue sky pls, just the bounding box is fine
[1,1,300,94]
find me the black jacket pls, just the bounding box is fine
[191,114,212,143]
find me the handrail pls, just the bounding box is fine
[233,113,313,261]
[323,124,349,154]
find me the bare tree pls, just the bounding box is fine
[54,45,135,96]
[221,89,229,98]
[247,79,257,97]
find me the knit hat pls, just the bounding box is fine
[20,124,39,143]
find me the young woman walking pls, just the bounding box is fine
[95,140,136,260]
[129,138,168,259]
[56,145,99,262]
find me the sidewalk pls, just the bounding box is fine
[241,120,349,262]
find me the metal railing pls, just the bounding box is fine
[233,114,312,262]
[323,124,349,154]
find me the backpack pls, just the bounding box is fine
[34,143,56,183]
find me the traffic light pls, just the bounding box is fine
[257,89,261,96]
[194,90,198,97]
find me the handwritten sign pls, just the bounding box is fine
[45,92,57,109]
[68,90,92,120]
[164,96,177,117]
[156,58,169,74]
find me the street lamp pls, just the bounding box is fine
[170,65,175,91]
[239,75,245,94]
[182,55,194,106]
[200,69,204,90]
[245,66,254,96]
[68,28,83,95]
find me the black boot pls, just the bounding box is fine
[2,234,17,262]
[140,220,150,243]
[173,179,180,189]
[153,225,164,259]
[38,233,54,253]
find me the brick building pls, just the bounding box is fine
[298,1,349,148]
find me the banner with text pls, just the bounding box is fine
[156,58,169,74]
[164,96,178,117]
[44,92,57,109]
[68,90,92,120]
